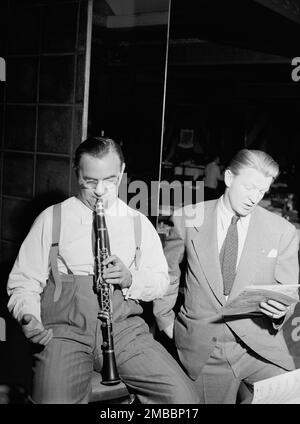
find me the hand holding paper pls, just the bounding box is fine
[259,298,288,320]
[221,284,300,317]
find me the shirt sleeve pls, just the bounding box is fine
[123,214,170,302]
[6,208,53,323]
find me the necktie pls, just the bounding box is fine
[220,215,239,296]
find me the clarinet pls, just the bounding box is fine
[93,197,121,385]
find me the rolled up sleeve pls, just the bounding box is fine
[7,208,52,323]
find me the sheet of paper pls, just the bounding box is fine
[221,284,300,316]
[252,369,300,404]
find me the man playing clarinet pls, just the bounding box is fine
[7,137,199,404]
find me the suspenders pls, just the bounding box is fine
[131,213,142,270]
[49,202,142,302]
[49,203,62,302]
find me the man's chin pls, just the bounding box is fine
[238,206,254,217]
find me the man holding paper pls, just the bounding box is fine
[154,149,299,403]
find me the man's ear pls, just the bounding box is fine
[224,169,233,188]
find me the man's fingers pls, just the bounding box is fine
[39,330,53,346]
[20,314,53,344]
[24,327,54,345]
[23,328,44,338]
[266,299,287,311]
[260,301,287,314]
[22,315,43,331]
[260,309,284,319]
[102,255,118,266]
[105,278,121,285]
[260,306,284,315]
[29,329,49,344]
[259,302,286,319]
[103,271,121,279]
[30,329,53,345]
[98,312,110,321]
[104,265,121,273]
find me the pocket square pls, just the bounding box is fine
[267,248,278,258]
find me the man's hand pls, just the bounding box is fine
[102,255,132,289]
[163,322,174,339]
[259,299,288,321]
[21,314,53,346]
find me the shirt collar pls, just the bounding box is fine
[217,195,250,230]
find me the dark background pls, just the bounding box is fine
[1,0,300,397]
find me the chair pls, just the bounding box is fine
[1,313,135,404]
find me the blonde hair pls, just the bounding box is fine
[228,149,279,181]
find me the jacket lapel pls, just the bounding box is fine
[191,201,225,305]
[228,207,264,300]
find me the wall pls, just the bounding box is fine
[0,0,90,389]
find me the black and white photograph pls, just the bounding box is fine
[0,0,300,413]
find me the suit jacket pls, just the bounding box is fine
[154,200,299,380]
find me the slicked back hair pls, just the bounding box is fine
[73,136,124,175]
[228,149,279,181]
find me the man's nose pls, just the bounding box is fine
[94,180,105,196]
[249,190,259,204]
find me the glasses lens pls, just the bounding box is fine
[80,176,119,189]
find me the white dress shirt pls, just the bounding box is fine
[217,196,251,269]
[7,197,169,322]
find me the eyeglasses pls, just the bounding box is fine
[79,175,119,190]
